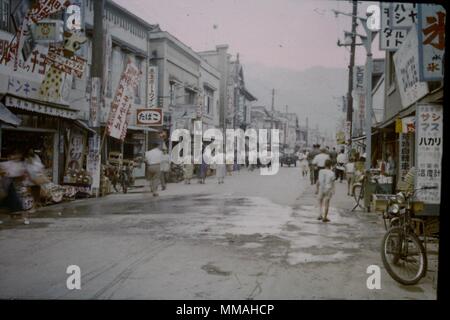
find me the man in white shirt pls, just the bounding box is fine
[317,159,335,223]
[145,144,163,196]
[335,149,348,183]
[312,148,330,193]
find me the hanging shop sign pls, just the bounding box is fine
[415,103,442,204]
[136,108,163,126]
[147,65,158,108]
[106,60,141,140]
[66,127,86,172]
[86,134,101,191]
[4,95,77,119]
[44,46,86,78]
[393,25,429,108]
[390,3,418,29]
[344,121,351,143]
[379,2,408,51]
[417,4,446,82]
[398,133,412,181]
[89,77,100,127]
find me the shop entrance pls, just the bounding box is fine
[0,128,58,183]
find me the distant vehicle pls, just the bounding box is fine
[280,152,297,167]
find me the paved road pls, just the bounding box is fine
[0,167,438,299]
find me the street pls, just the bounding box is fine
[0,167,437,299]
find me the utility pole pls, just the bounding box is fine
[270,88,275,145]
[305,117,309,148]
[346,0,358,147]
[284,105,288,147]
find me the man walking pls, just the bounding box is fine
[145,144,163,197]
[317,159,335,223]
[335,149,348,183]
[312,148,330,194]
[160,149,170,191]
[307,144,320,185]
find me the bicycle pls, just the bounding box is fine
[351,170,384,212]
[380,186,438,285]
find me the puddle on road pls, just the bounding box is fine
[201,262,232,276]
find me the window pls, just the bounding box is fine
[185,89,196,105]
[0,0,10,32]
[204,87,214,115]
[169,82,176,106]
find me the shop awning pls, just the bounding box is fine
[0,103,21,127]
[4,95,78,120]
[74,120,97,134]
[127,125,160,132]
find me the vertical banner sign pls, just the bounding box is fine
[344,121,351,144]
[103,29,112,98]
[393,25,429,108]
[417,4,446,81]
[106,60,141,140]
[87,134,101,191]
[66,128,86,171]
[353,65,365,94]
[147,66,158,108]
[398,133,411,181]
[379,2,408,51]
[89,77,100,127]
[415,104,442,204]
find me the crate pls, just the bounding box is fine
[372,194,396,213]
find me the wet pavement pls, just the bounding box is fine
[0,168,438,299]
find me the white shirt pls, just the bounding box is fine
[337,153,348,164]
[0,160,25,178]
[345,162,355,174]
[312,153,330,167]
[318,168,335,193]
[145,148,163,165]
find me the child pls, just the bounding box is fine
[317,159,335,223]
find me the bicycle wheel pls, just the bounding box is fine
[352,184,363,204]
[381,227,427,285]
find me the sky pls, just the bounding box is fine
[114,0,384,71]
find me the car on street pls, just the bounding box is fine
[280,152,297,167]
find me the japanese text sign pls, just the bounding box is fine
[415,104,442,204]
[394,25,428,108]
[417,4,446,81]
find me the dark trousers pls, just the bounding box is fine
[335,168,345,182]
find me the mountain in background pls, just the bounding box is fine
[243,63,348,136]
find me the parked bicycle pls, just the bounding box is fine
[351,170,385,212]
[380,186,438,285]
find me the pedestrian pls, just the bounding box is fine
[183,162,194,184]
[160,149,170,191]
[307,144,320,185]
[198,155,208,184]
[335,149,347,183]
[329,147,338,166]
[345,157,356,196]
[216,161,226,184]
[145,144,163,197]
[317,159,335,223]
[24,148,48,209]
[0,150,30,224]
[299,150,309,177]
[312,148,330,194]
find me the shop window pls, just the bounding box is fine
[204,87,213,115]
[0,0,10,32]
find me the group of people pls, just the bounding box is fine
[144,144,229,197]
[0,149,49,225]
[297,145,366,223]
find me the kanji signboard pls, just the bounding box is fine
[417,4,446,81]
[415,104,442,204]
[380,2,408,51]
[393,25,429,108]
[399,133,412,181]
[106,60,141,140]
[147,66,158,108]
